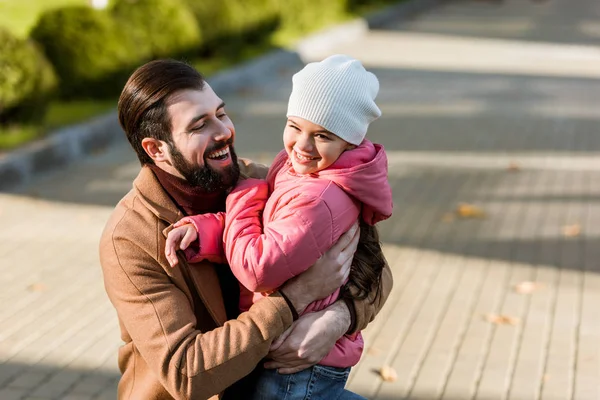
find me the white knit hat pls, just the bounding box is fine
[286,54,381,146]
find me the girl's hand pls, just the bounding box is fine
[165,223,198,268]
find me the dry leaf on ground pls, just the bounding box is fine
[456,203,486,219]
[441,212,456,222]
[562,223,581,237]
[27,283,47,292]
[507,162,521,172]
[483,313,520,325]
[377,365,398,382]
[513,281,544,294]
[366,347,381,356]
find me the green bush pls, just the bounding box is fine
[182,0,223,45]
[0,27,57,124]
[276,0,348,37]
[111,0,202,59]
[31,6,139,98]
[224,0,280,37]
[184,0,280,53]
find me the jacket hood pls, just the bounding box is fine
[316,140,393,225]
[268,140,393,225]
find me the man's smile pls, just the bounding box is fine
[206,145,230,161]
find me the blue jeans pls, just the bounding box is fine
[251,365,366,400]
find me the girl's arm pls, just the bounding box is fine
[224,179,334,293]
[176,212,227,264]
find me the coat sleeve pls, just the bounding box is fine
[180,213,227,264]
[223,178,334,293]
[100,223,293,400]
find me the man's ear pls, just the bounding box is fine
[141,138,170,163]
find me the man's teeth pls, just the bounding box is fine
[207,147,229,159]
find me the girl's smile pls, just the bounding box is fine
[284,117,355,175]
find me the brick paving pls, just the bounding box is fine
[1,0,600,398]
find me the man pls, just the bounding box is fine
[99,59,393,399]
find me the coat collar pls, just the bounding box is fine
[132,166,228,325]
[133,166,183,225]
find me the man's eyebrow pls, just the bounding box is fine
[185,102,227,130]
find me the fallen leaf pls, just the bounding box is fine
[27,283,47,292]
[366,347,381,356]
[507,162,521,172]
[378,365,398,382]
[513,281,544,294]
[562,224,581,237]
[441,212,456,223]
[456,203,486,219]
[483,313,520,325]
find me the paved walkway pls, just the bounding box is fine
[2,0,600,399]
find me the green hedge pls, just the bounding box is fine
[112,0,202,59]
[31,6,141,98]
[0,27,57,124]
[276,0,349,36]
[184,0,280,53]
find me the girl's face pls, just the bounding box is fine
[283,117,354,175]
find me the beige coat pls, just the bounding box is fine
[99,160,393,400]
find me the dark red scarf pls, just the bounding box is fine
[148,165,227,216]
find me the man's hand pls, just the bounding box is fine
[281,221,359,313]
[264,301,351,374]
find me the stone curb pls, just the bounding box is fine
[0,0,440,191]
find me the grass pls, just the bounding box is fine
[0,125,41,150]
[0,99,116,150]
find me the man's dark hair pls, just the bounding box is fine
[118,59,206,165]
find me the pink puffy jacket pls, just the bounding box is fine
[182,140,393,367]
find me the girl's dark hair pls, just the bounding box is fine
[342,219,386,303]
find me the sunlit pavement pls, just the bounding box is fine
[1,0,600,398]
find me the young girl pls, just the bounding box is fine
[165,54,393,399]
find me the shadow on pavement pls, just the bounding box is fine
[0,361,119,399]
[0,359,503,400]
[377,0,600,46]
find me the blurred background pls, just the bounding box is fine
[1,0,600,399]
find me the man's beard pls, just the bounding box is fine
[169,140,240,192]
